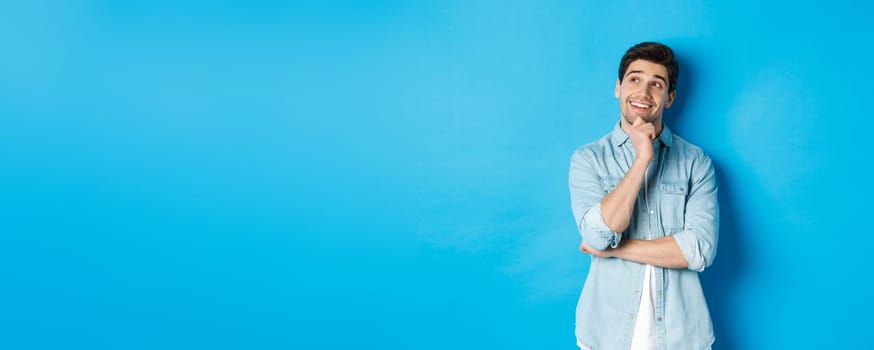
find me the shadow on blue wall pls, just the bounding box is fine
[702,160,743,350]
[666,52,743,350]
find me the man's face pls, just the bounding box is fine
[615,59,676,125]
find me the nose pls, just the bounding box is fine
[641,83,653,97]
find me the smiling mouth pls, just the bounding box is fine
[629,101,652,110]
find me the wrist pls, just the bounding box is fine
[633,156,653,166]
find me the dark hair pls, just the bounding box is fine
[618,42,679,93]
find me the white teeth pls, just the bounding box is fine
[630,102,650,108]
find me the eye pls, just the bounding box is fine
[629,77,639,83]
[652,81,663,89]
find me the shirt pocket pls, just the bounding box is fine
[659,182,688,232]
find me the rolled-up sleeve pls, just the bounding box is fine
[672,154,719,272]
[569,150,622,251]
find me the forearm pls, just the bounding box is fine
[600,159,649,233]
[610,236,689,269]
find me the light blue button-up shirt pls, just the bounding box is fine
[569,122,719,350]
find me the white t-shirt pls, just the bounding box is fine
[630,264,657,350]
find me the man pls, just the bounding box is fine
[569,42,719,350]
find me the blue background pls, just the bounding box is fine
[1,1,870,349]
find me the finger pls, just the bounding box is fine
[639,125,656,139]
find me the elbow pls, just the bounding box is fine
[701,248,718,271]
[582,236,612,252]
[693,239,718,272]
[578,218,620,252]
[686,247,716,272]
[673,230,717,272]
[577,205,622,251]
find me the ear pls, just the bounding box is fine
[665,90,676,108]
[614,79,621,99]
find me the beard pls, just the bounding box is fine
[621,111,659,126]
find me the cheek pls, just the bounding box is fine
[618,88,631,99]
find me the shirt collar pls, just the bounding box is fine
[610,119,674,148]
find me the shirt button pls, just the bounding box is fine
[657,317,663,322]
[649,210,654,214]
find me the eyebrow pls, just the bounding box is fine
[625,70,668,84]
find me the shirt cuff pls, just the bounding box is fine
[580,202,622,251]
[672,230,706,272]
